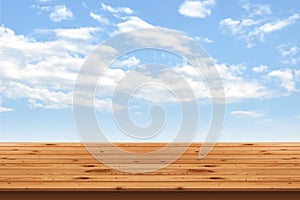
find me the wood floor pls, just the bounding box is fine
[0,143,300,191]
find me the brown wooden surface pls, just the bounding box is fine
[0,143,300,191]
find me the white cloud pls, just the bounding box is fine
[53,27,100,41]
[112,62,271,103]
[99,66,208,104]
[114,29,194,55]
[103,55,300,105]
[101,3,133,15]
[229,64,246,74]
[215,63,269,101]
[116,16,153,33]
[31,5,52,14]
[219,18,242,35]
[49,5,73,22]
[219,2,300,48]
[252,65,269,73]
[194,36,214,43]
[3,82,73,109]
[259,14,299,33]
[231,110,265,118]
[242,2,272,18]
[0,106,14,112]
[113,56,141,69]
[277,44,300,65]
[278,45,298,57]
[94,61,273,105]
[219,16,265,48]
[179,0,215,18]
[0,25,154,111]
[0,25,99,110]
[0,22,298,111]
[267,69,296,92]
[90,12,109,25]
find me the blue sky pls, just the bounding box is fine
[0,0,300,142]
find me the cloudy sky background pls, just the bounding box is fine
[1,0,300,142]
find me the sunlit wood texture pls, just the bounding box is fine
[1,143,300,191]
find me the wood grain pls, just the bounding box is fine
[0,143,300,191]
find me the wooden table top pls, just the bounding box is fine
[1,143,300,191]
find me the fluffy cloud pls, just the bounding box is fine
[179,0,215,18]
[259,14,299,33]
[1,20,299,111]
[194,36,214,43]
[215,64,269,101]
[277,44,300,65]
[116,16,153,33]
[98,3,154,35]
[219,2,300,48]
[242,2,272,18]
[252,65,269,73]
[278,45,298,57]
[101,3,133,15]
[1,24,296,110]
[49,5,73,22]
[0,25,98,109]
[53,27,100,41]
[0,107,14,112]
[219,18,261,36]
[90,12,109,25]
[267,69,296,92]
[105,62,271,104]
[2,82,73,109]
[113,56,141,69]
[231,110,265,118]
[0,25,151,111]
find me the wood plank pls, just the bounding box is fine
[1,174,300,182]
[1,181,300,191]
[1,142,300,147]
[0,144,298,153]
[1,163,300,168]
[1,154,299,159]
[1,157,300,164]
[1,167,300,176]
[1,149,300,155]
